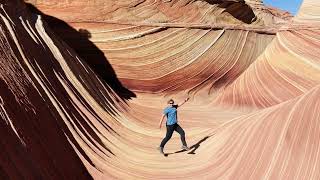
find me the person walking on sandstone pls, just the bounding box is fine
[158,98,190,154]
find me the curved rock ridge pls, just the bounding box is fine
[295,0,320,23]
[197,84,320,180]
[0,1,123,179]
[214,29,320,108]
[25,0,289,26]
[1,0,320,179]
[26,2,278,93]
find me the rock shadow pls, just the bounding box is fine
[26,4,136,101]
[204,0,256,24]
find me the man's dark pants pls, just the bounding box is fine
[160,123,187,148]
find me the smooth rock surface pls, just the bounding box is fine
[0,0,319,179]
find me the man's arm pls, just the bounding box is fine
[177,97,190,107]
[159,114,165,129]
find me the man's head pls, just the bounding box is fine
[167,99,174,105]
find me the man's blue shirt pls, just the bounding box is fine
[163,105,178,125]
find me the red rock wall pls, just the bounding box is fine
[0,0,319,179]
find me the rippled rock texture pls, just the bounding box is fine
[1,0,320,179]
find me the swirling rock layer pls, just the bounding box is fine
[1,0,320,179]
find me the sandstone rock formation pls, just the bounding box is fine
[1,0,319,179]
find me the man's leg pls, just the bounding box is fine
[175,124,188,147]
[160,124,175,148]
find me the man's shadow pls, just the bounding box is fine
[26,4,136,101]
[164,136,210,157]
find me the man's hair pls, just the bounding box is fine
[167,99,174,104]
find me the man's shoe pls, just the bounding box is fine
[182,145,190,151]
[157,147,164,154]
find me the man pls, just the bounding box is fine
[158,98,190,154]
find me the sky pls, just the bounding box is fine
[263,0,303,15]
